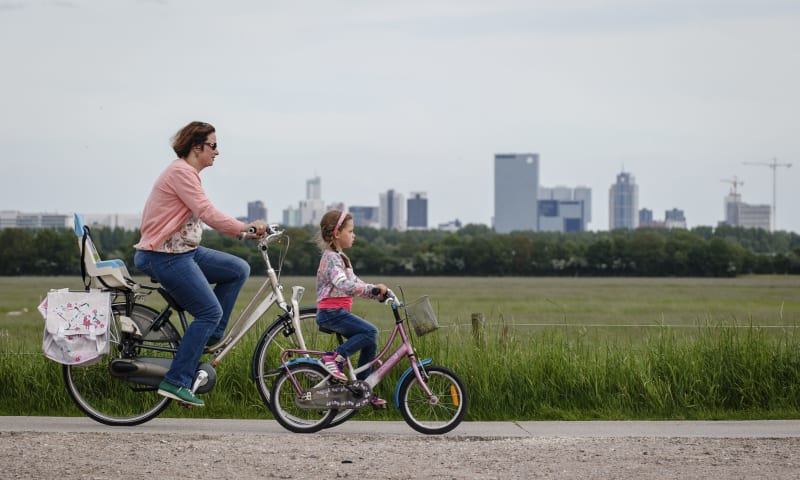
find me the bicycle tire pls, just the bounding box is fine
[63,302,180,426]
[269,362,337,433]
[397,365,468,435]
[252,307,358,427]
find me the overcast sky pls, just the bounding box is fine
[1,0,798,233]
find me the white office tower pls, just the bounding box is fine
[300,176,325,226]
[379,189,405,230]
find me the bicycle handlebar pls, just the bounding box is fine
[247,223,279,236]
[243,223,283,244]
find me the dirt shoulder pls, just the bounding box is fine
[2,431,799,479]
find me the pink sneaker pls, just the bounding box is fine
[370,394,387,409]
[320,352,347,383]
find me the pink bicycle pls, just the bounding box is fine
[269,289,468,434]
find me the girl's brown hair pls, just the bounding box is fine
[318,209,353,268]
[172,121,215,158]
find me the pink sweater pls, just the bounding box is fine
[134,159,245,251]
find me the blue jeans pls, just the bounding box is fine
[134,246,250,388]
[316,308,378,380]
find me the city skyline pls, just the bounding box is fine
[1,160,776,233]
[1,2,798,234]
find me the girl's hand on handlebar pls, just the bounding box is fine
[371,284,388,301]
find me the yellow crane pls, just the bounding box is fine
[742,158,793,231]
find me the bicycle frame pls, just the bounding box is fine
[278,295,436,405]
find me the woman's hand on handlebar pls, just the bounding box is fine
[242,221,269,239]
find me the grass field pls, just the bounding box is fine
[2,275,799,421]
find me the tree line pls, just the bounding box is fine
[1,224,799,277]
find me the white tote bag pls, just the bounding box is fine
[39,288,111,366]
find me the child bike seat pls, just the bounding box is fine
[74,213,137,291]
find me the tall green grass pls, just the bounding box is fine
[2,275,799,420]
[436,320,800,420]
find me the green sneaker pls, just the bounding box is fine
[157,380,205,407]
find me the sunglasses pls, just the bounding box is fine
[203,142,218,150]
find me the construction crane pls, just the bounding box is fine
[742,158,793,231]
[720,175,744,196]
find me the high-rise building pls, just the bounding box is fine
[639,208,654,225]
[638,207,687,229]
[609,171,639,230]
[737,204,771,230]
[300,176,325,226]
[574,186,592,225]
[723,193,770,230]
[247,201,267,223]
[306,176,321,200]
[283,176,325,227]
[664,208,687,229]
[538,185,592,232]
[407,192,428,229]
[379,189,405,230]
[494,153,539,233]
[282,207,301,227]
[538,200,587,232]
[350,206,380,228]
[724,192,741,226]
[540,186,573,201]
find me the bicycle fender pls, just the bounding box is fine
[262,357,319,376]
[286,358,320,367]
[393,358,432,408]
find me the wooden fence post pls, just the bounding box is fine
[471,312,486,348]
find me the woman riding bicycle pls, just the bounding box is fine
[133,121,267,407]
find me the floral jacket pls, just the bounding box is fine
[316,249,378,310]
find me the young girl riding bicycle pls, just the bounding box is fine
[315,209,387,407]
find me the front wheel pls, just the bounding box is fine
[398,365,468,435]
[270,363,337,434]
[62,302,180,426]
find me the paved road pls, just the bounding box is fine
[2,416,800,438]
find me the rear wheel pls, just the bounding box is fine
[269,363,337,433]
[253,307,357,427]
[63,303,180,426]
[398,365,468,435]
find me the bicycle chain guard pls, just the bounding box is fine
[295,380,372,410]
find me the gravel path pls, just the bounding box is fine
[2,429,799,479]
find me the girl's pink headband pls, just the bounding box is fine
[334,210,348,233]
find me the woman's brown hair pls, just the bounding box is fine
[172,121,215,158]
